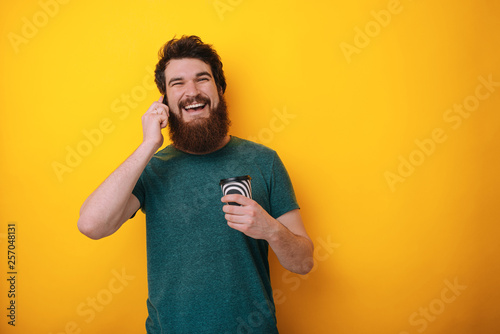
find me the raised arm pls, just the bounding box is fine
[78,97,169,239]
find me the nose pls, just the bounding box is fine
[184,80,199,97]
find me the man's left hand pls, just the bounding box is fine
[221,194,280,241]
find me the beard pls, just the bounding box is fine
[167,93,231,154]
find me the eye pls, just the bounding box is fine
[198,77,209,82]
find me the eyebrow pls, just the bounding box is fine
[167,71,213,86]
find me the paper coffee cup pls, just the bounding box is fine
[219,175,252,206]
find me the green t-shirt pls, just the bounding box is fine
[132,136,299,334]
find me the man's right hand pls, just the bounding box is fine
[142,96,169,150]
[79,97,170,240]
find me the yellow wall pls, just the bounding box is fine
[1,0,499,333]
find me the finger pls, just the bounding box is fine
[159,113,168,128]
[156,103,169,115]
[160,107,169,120]
[221,194,253,206]
[149,104,167,115]
[147,104,159,115]
[227,221,246,233]
[222,204,244,214]
[158,95,164,103]
[224,214,250,226]
[225,214,246,224]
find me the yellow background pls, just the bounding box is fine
[1,0,500,333]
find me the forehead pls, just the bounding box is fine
[164,58,213,79]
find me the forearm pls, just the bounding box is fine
[78,141,158,239]
[268,222,314,275]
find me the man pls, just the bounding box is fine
[78,35,313,333]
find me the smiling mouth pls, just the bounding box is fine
[183,103,207,112]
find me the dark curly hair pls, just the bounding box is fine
[154,35,227,96]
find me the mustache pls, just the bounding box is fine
[178,95,211,109]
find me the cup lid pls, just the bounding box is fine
[219,175,251,185]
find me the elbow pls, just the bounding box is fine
[295,257,314,275]
[77,216,105,240]
[295,242,315,275]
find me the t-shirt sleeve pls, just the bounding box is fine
[130,173,146,218]
[269,152,300,219]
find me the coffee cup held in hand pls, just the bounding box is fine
[220,175,252,206]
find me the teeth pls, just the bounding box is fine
[184,103,205,110]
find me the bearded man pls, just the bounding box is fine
[78,35,313,334]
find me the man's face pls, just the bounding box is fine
[164,58,220,123]
[163,57,230,154]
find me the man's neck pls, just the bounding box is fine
[175,135,231,155]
